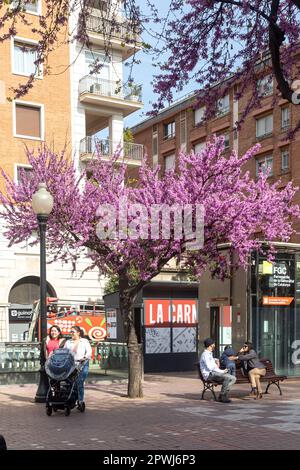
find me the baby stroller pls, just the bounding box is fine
[45,349,86,416]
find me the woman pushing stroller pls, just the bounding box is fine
[64,326,92,407]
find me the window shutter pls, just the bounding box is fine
[16,104,41,138]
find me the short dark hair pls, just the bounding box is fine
[244,341,253,350]
[204,338,215,348]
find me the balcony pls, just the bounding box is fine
[80,137,144,166]
[79,76,143,116]
[85,16,142,58]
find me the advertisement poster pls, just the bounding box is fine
[48,315,106,341]
[106,309,117,339]
[145,328,171,354]
[144,299,198,355]
[172,327,197,352]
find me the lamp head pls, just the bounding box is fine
[32,183,54,216]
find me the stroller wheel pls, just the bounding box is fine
[78,401,85,413]
[64,406,70,417]
[46,406,52,416]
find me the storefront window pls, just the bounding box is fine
[251,252,300,376]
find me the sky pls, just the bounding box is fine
[123,0,198,130]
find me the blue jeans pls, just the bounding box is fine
[77,361,89,402]
[226,362,236,376]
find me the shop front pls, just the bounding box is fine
[103,281,199,373]
[250,251,300,376]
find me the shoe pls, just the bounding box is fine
[249,388,257,397]
[255,393,263,400]
[220,397,232,403]
[218,394,231,403]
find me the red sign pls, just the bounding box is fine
[262,296,294,306]
[144,299,197,326]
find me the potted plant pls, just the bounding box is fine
[129,83,141,101]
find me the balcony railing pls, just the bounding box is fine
[86,15,141,43]
[80,137,144,162]
[79,76,142,102]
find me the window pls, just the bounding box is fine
[256,154,273,177]
[256,114,273,139]
[281,148,289,171]
[216,94,230,116]
[14,102,43,139]
[217,130,230,150]
[85,51,110,80]
[194,106,206,125]
[180,111,186,148]
[194,141,206,153]
[257,75,273,97]
[152,126,158,156]
[12,1,40,14]
[224,132,230,150]
[16,164,33,184]
[13,39,41,77]
[163,121,175,140]
[281,107,290,129]
[164,154,175,172]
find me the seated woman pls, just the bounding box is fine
[238,341,266,399]
[64,326,92,406]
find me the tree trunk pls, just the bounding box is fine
[119,276,143,398]
[127,321,143,398]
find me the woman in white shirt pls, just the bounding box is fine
[64,326,92,405]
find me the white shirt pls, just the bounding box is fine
[200,349,225,380]
[64,338,92,362]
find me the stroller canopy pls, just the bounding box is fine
[45,349,76,381]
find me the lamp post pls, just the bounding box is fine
[32,183,54,403]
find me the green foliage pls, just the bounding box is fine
[123,127,134,143]
[104,265,141,295]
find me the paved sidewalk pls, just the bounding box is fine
[0,372,300,450]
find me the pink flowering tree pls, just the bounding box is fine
[0,137,299,397]
[144,0,300,135]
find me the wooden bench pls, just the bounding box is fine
[196,358,287,400]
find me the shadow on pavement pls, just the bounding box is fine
[0,392,34,403]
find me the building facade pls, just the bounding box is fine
[131,73,300,376]
[0,0,143,343]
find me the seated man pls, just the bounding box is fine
[200,338,236,403]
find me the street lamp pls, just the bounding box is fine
[32,183,54,403]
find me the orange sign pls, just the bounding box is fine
[144,299,197,325]
[47,315,106,341]
[263,296,294,306]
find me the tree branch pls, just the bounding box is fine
[268,0,294,102]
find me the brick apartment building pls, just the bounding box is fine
[131,72,300,376]
[0,0,143,344]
